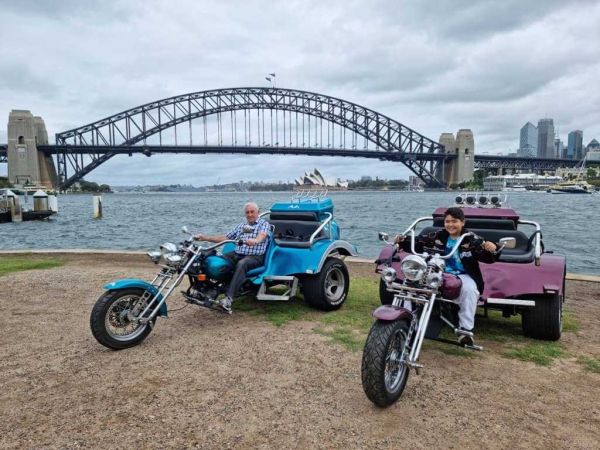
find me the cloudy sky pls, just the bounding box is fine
[1,0,599,186]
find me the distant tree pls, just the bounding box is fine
[0,177,13,188]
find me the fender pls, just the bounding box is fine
[372,305,413,321]
[103,278,168,317]
[316,240,359,272]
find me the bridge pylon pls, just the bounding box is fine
[438,129,474,185]
[7,110,58,189]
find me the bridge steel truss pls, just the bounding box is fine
[54,87,446,190]
[474,155,581,171]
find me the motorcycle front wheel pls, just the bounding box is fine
[90,288,156,350]
[361,319,411,407]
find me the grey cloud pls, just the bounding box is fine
[1,0,599,185]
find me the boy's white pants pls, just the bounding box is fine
[457,274,479,330]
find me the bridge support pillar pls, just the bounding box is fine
[438,129,474,185]
[7,110,57,189]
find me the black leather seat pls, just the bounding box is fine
[418,226,534,263]
[268,219,326,248]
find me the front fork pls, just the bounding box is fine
[134,254,199,324]
[401,293,436,373]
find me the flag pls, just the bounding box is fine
[265,77,272,82]
[269,73,276,77]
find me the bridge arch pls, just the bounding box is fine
[55,87,446,189]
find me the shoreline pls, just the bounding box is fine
[1,249,599,282]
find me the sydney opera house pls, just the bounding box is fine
[294,169,348,191]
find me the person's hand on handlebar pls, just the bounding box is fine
[482,241,497,252]
[194,233,205,241]
[394,235,406,245]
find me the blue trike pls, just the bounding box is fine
[90,193,357,349]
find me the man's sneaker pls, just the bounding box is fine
[457,327,474,346]
[218,296,233,314]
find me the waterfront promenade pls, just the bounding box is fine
[1,252,599,449]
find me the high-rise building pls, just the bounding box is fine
[567,130,583,160]
[519,122,537,155]
[555,138,566,159]
[537,119,555,158]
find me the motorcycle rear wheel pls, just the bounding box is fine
[90,288,156,350]
[361,319,411,407]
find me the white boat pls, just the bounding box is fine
[504,185,527,192]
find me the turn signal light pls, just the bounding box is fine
[196,274,207,281]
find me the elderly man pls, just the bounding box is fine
[195,202,270,313]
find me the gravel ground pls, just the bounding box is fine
[1,254,599,449]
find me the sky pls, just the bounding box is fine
[1,0,599,186]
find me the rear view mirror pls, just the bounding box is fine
[378,232,389,241]
[182,226,189,234]
[499,237,516,249]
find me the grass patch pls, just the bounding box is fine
[427,340,477,358]
[503,342,565,366]
[562,309,579,333]
[576,356,600,374]
[0,255,65,277]
[234,288,315,327]
[235,275,572,368]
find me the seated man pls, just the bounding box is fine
[195,202,270,313]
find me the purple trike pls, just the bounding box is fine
[361,195,566,407]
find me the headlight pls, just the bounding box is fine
[381,267,397,283]
[147,251,161,263]
[165,254,182,266]
[401,255,427,281]
[426,271,443,289]
[160,242,178,256]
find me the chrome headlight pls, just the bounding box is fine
[147,251,161,263]
[160,242,178,256]
[401,255,427,281]
[381,267,397,283]
[426,271,443,289]
[165,254,182,266]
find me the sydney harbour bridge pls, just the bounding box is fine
[0,87,579,190]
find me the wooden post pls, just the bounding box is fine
[93,195,102,219]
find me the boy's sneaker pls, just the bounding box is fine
[457,327,474,346]
[218,296,233,314]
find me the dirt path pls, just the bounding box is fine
[0,255,599,449]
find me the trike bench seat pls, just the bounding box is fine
[418,226,534,264]
[269,219,326,248]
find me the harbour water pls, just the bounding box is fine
[1,191,598,275]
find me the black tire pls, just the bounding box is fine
[521,293,562,341]
[379,278,395,305]
[90,288,156,350]
[302,258,350,311]
[361,319,411,407]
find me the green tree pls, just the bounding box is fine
[0,177,13,188]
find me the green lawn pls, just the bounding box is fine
[0,255,66,277]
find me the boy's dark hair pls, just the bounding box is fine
[444,207,465,221]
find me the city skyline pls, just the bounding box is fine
[1,0,599,185]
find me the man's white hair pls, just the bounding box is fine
[244,201,259,211]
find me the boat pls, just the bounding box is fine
[548,181,593,194]
[504,185,527,192]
